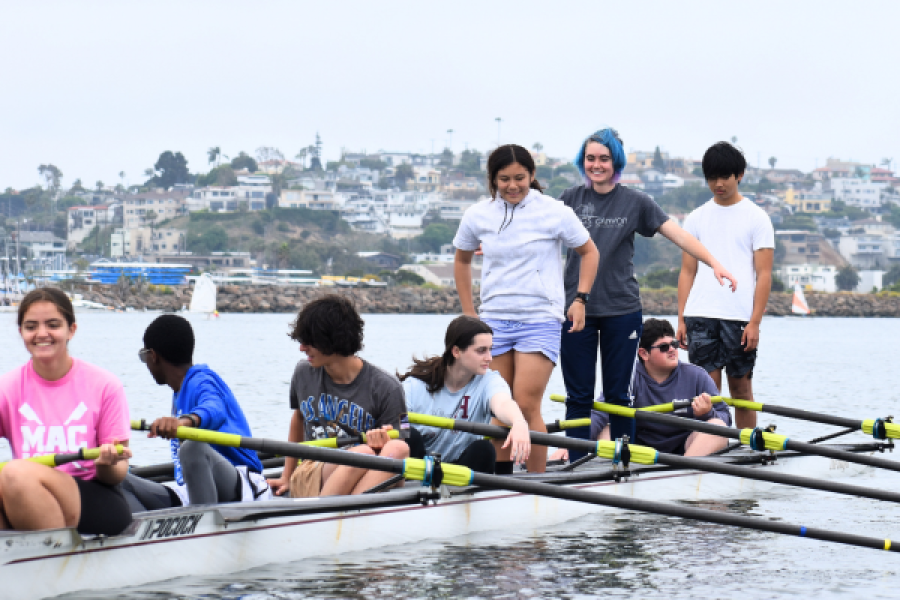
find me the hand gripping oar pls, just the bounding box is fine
[0,444,126,473]
[578,400,900,474]
[148,423,899,554]
[714,397,900,440]
[131,420,398,449]
[408,414,900,505]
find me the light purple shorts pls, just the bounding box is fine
[483,319,561,364]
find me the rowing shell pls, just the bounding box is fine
[0,445,882,599]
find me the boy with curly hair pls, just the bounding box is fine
[267,295,409,497]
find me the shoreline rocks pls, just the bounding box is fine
[63,283,900,318]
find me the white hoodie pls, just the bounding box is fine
[453,189,590,323]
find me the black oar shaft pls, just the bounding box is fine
[445,420,900,505]
[756,403,861,429]
[467,470,899,553]
[632,410,900,474]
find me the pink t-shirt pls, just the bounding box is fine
[0,358,131,480]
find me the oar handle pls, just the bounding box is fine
[0,444,126,472]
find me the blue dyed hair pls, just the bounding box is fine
[575,128,626,186]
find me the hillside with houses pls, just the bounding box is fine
[2,142,899,295]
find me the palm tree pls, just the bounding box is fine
[119,171,126,190]
[532,142,543,152]
[768,157,777,170]
[96,181,104,191]
[208,147,221,166]
[295,148,308,169]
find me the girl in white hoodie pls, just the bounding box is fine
[453,144,599,473]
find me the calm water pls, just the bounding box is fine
[2,311,900,598]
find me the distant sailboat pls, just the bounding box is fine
[791,284,811,316]
[189,273,218,318]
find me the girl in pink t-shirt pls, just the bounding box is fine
[0,288,133,535]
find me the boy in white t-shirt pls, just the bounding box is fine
[676,142,775,429]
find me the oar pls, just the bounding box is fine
[0,444,126,473]
[713,397,900,440]
[148,424,900,554]
[408,413,900,505]
[548,395,688,413]
[576,399,900,474]
[131,419,397,448]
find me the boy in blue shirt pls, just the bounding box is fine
[122,315,267,510]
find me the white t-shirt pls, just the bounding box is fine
[453,190,590,323]
[683,198,775,321]
[404,369,510,461]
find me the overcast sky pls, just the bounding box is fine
[1,0,898,190]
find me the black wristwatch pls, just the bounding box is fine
[575,292,590,304]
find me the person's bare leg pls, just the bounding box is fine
[727,374,755,429]
[490,351,516,463]
[319,445,376,496]
[683,419,729,456]
[0,496,9,530]
[708,368,723,392]
[0,461,80,530]
[349,440,410,494]
[511,352,555,473]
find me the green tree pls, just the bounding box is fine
[416,222,456,253]
[38,164,63,195]
[535,165,553,181]
[197,165,237,187]
[148,151,191,188]
[230,151,258,173]
[836,265,860,292]
[652,146,666,172]
[882,265,900,288]
[359,157,387,171]
[70,178,85,193]
[778,214,817,231]
[458,149,483,176]
[546,176,573,198]
[208,146,221,166]
[395,269,425,286]
[554,164,579,177]
[768,156,777,169]
[771,274,786,292]
[438,148,454,167]
[639,268,680,289]
[394,164,415,189]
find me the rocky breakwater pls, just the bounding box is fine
[213,285,471,314]
[639,288,900,318]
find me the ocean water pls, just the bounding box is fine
[2,311,900,598]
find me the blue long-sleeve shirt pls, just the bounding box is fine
[590,361,731,454]
[172,364,262,473]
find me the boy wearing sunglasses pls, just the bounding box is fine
[553,318,731,459]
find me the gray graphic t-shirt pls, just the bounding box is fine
[289,360,406,441]
[559,184,669,317]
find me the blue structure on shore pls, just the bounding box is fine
[89,262,192,285]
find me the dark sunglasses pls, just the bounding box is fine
[138,348,153,363]
[649,341,680,353]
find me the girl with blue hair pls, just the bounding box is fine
[558,128,737,460]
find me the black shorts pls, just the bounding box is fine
[74,478,133,536]
[684,317,757,379]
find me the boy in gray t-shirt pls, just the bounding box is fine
[266,295,409,497]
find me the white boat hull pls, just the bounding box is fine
[0,452,872,599]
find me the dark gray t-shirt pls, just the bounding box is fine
[289,359,406,441]
[560,184,669,317]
